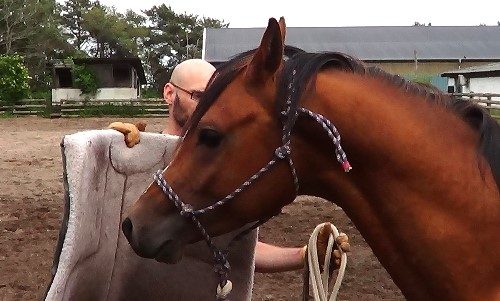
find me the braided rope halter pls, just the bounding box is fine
[153,68,352,300]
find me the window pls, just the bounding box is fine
[56,68,73,88]
[113,64,131,87]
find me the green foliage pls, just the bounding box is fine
[0,54,30,104]
[143,4,228,89]
[76,104,145,117]
[141,87,162,98]
[29,90,52,100]
[0,110,15,118]
[73,64,99,95]
[2,0,227,94]
[1,0,73,90]
[60,0,95,49]
[403,73,434,85]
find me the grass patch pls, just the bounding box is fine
[71,104,146,117]
[489,108,500,120]
[403,73,434,85]
[0,111,15,118]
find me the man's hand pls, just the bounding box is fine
[307,223,350,274]
[108,121,147,148]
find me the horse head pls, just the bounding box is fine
[122,18,300,263]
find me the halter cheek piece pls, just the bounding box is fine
[153,69,351,299]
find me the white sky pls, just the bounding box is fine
[94,0,500,27]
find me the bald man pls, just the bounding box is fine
[162,59,214,136]
[112,59,348,274]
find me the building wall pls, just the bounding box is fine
[95,88,138,99]
[88,64,115,87]
[52,88,139,104]
[468,77,500,94]
[52,88,81,104]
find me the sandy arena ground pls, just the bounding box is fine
[0,117,403,300]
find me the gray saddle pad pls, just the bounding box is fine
[44,130,256,301]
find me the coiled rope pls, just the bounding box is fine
[305,223,348,301]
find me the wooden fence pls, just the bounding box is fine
[0,94,498,120]
[453,93,500,120]
[0,98,168,118]
[50,98,168,118]
[0,98,48,116]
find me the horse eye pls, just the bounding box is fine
[198,128,223,148]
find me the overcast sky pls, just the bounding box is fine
[94,0,500,28]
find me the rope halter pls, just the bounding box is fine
[153,68,352,300]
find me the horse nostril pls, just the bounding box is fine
[122,217,133,239]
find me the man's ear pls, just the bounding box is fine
[164,83,175,105]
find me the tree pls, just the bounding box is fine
[1,0,73,90]
[0,54,30,104]
[60,0,95,51]
[82,5,148,58]
[0,0,41,54]
[143,5,228,90]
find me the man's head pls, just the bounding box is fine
[164,59,216,134]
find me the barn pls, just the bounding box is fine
[203,25,500,90]
[50,57,147,104]
[441,62,500,95]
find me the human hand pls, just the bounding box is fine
[108,121,147,147]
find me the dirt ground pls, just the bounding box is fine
[0,117,403,300]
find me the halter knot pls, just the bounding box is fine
[275,144,291,159]
[179,203,194,216]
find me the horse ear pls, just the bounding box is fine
[244,18,284,86]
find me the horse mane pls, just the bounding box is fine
[277,51,500,184]
[185,47,500,185]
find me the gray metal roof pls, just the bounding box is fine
[204,26,500,63]
[441,62,500,75]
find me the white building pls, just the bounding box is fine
[441,63,500,95]
[51,57,147,104]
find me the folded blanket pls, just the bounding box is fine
[45,130,256,301]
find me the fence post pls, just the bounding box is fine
[486,94,492,113]
[51,100,61,118]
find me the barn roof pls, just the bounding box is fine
[203,26,500,63]
[441,62,500,76]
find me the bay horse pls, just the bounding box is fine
[123,18,500,300]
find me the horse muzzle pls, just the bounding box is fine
[121,212,194,263]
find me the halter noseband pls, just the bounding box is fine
[153,68,351,299]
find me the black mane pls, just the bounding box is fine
[185,47,500,185]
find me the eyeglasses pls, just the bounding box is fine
[170,82,204,100]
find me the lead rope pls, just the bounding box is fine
[306,223,348,301]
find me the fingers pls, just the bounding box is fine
[335,233,350,253]
[108,122,131,134]
[134,121,147,132]
[108,122,141,147]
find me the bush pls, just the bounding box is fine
[77,104,146,117]
[73,64,99,96]
[141,87,162,98]
[30,90,51,100]
[0,55,30,105]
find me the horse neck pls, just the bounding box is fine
[292,70,500,300]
